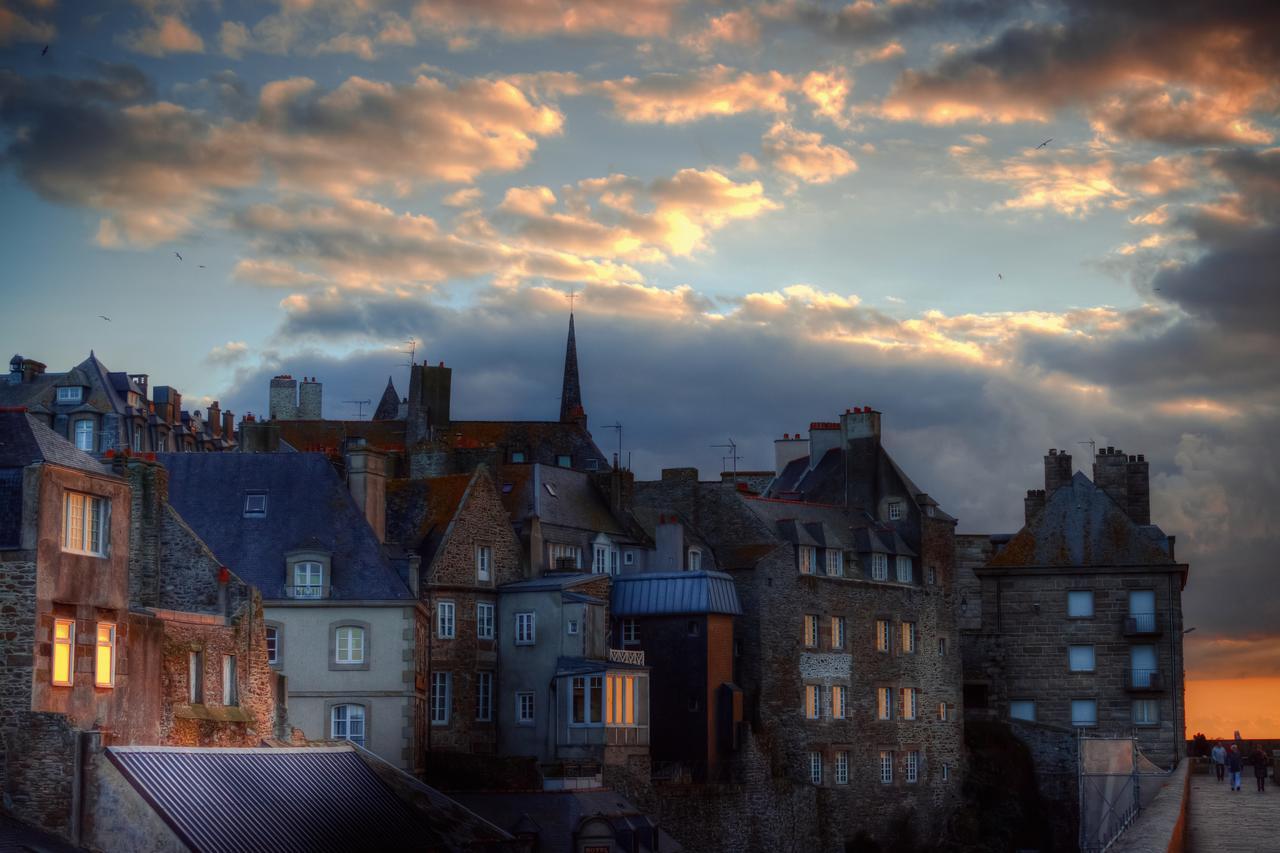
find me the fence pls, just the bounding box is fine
[1079,734,1171,852]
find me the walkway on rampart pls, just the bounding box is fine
[1187,769,1279,851]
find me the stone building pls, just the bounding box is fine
[0,411,279,842]
[2,352,237,455]
[631,407,965,850]
[959,448,1189,768]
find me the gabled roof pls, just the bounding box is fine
[530,464,628,536]
[373,376,402,421]
[105,746,515,853]
[741,498,859,551]
[989,471,1176,568]
[158,453,412,601]
[611,571,742,616]
[0,410,115,475]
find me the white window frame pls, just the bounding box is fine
[57,386,83,403]
[927,566,938,585]
[875,619,890,653]
[1071,699,1098,727]
[622,619,638,644]
[871,553,888,581]
[902,622,916,654]
[1010,700,1036,722]
[437,601,456,639]
[570,675,605,725]
[244,493,267,516]
[831,616,845,650]
[798,545,816,574]
[624,551,635,566]
[609,548,619,575]
[266,626,279,665]
[809,751,823,785]
[833,685,847,719]
[567,619,579,635]
[293,561,322,598]
[476,602,495,640]
[516,690,535,725]
[825,549,843,576]
[1067,590,1094,618]
[902,687,918,720]
[906,750,920,784]
[476,672,493,722]
[52,618,75,686]
[188,651,203,703]
[1132,699,1159,726]
[335,626,365,664]
[687,548,702,571]
[431,671,451,725]
[94,622,116,688]
[895,555,912,583]
[804,684,821,719]
[1068,644,1095,672]
[549,543,581,569]
[593,543,609,574]
[888,501,903,521]
[803,614,819,648]
[331,703,366,747]
[515,611,535,645]
[835,750,849,785]
[73,417,94,451]
[476,545,492,582]
[63,491,108,557]
[877,687,892,720]
[880,750,894,784]
[222,654,237,706]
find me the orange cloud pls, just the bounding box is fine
[761,122,858,185]
[801,69,853,128]
[594,65,795,124]
[682,9,761,54]
[411,0,683,40]
[119,14,205,57]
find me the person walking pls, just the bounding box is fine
[1251,745,1268,792]
[1226,744,1244,791]
[1211,742,1227,782]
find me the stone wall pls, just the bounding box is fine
[0,558,36,786]
[0,711,77,836]
[1109,760,1189,853]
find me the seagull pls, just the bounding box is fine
[1036,138,1053,149]
[98,315,111,322]
[41,45,49,56]
[198,264,206,268]
[997,273,1003,280]
[174,252,183,261]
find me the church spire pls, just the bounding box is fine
[559,311,585,426]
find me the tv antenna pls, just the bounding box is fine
[344,399,372,420]
[602,422,623,468]
[1078,439,1096,461]
[398,339,417,367]
[711,438,740,484]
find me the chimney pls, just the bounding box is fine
[268,375,298,421]
[1126,453,1150,525]
[239,418,280,452]
[1092,447,1129,511]
[406,362,452,445]
[655,514,685,572]
[840,406,881,442]
[807,422,842,469]
[298,377,322,420]
[1044,449,1073,495]
[207,402,222,439]
[774,432,810,477]
[345,439,387,543]
[10,356,47,385]
[117,455,169,607]
[222,410,235,442]
[1024,489,1046,525]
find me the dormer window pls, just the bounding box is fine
[687,548,702,571]
[293,560,323,598]
[244,492,267,517]
[888,501,904,521]
[73,418,94,452]
[57,386,83,403]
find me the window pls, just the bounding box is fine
[687,548,702,571]
[798,546,816,574]
[875,619,891,653]
[571,675,605,724]
[895,556,912,583]
[902,622,916,654]
[809,751,823,785]
[57,386,82,403]
[331,704,365,747]
[902,687,918,720]
[1133,699,1159,726]
[516,691,535,724]
[1128,590,1156,633]
[938,702,948,722]
[803,614,819,648]
[804,685,821,719]
[622,619,638,645]
[880,750,894,784]
[556,454,571,467]
[431,672,451,724]
[293,561,322,598]
[221,653,236,701]
[1067,590,1094,618]
[927,566,938,585]
[266,626,279,665]
[510,451,526,463]
[131,429,142,452]
[63,492,107,556]
[437,601,455,639]
[1068,645,1095,672]
[938,636,949,656]
[243,493,267,516]
[477,672,493,722]
[877,687,892,720]
[73,418,94,451]
[831,616,845,650]
[477,603,495,640]
[833,685,847,719]
[871,553,888,580]
[835,750,849,785]
[943,764,950,781]
[888,501,903,520]
[906,750,920,783]
[610,549,619,575]
[476,545,492,582]
[95,623,116,687]
[188,651,204,703]
[606,674,638,726]
[335,626,365,664]
[515,612,535,645]
[1071,699,1097,727]
[624,551,635,566]
[593,543,609,574]
[549,543,581,569]
[52,619,75,686]
[1010,700,1036,722]
[568,619,579,635]
[584,458,600,471]
[825,549,843,576]
[687,619,700,637]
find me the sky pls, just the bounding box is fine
[1,0,1277,736]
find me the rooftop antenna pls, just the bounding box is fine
[344,399,372,420]
[1078,439,1097,463]
[602,422,622,468]
[398,338,417,367]
[711,438,739,485]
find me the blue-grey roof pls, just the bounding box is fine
[105,746,514,853]
[0,410,115,475]
[499,572,602,592]
[158,453,412,601]
[610,571,742,616]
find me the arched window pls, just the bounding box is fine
[335,626,365,664]
[331,704,366,747]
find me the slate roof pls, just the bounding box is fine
[386,472,474,559]
[105,745,515,853]
[530,464,628,536]
[0,410,115,475]
[158,453,412,601]
[271,419,407,454]
[499,572,602,593]
[766,444,956,522]
[611,571,742,616]
[373,376,402,421]
[989,471,1176,568]
[741,498,860,551]
[453,790,681,853]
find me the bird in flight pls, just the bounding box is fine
[174,252,183,261]
[997,273,1003,280]
[41,45,49,56]
[98,315,111,322]
[198,264,206,268]
[1036,138,1053,149]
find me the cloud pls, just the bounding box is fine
[206,340,250,366]
[0,5,55,45]
[410,0,683,40]
[218,21,250,58]
[594,65,794,124]
[315,33,376,60]
[761,122,858,185]
[856,40,905,65]
[681,9,761,54]
[442,187,484,208]
[801,68,853,128]
[118,14,205,57]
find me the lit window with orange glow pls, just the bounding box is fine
[52,619,75,686]
[606,674,637,726]
[95,623,116,687]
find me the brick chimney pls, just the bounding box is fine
[222,410,235,442]
[1024,489,1046,525]
[1126,454,1150,525]
[1092,447,1128,511]
[207,402,221,439]
[1044,449,1072,495]
[345,439,387,543]
[774,432,810,477]
[116,455,169,608]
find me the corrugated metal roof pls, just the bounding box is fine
[106,746,513,853]
[610,571,742,616]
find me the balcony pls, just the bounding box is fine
[1122,612,1161,636]
[281,585,329,600]
[1125,669,1164,692]
[609,648,645,666]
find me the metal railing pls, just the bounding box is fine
[609,648,645,666]
[1123,612,1160,635]
[281,584,328,599]
[1125,669,1163,691]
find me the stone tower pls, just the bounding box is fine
[268,375,298,420]
[298,376,322,419]
[559,313,586,427]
